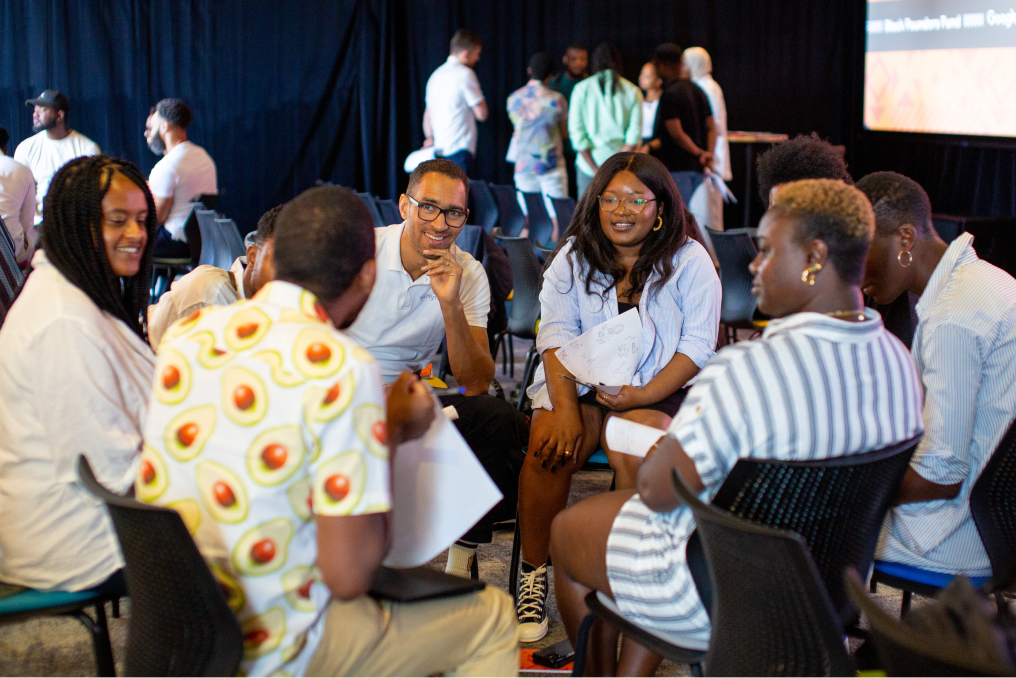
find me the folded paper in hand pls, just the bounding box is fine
[604,417,666,458]
[556,309,642,391]
[384,406,503,567]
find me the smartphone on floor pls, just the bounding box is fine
[532,638,576,669]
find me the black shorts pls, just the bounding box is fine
[576,386,689,418]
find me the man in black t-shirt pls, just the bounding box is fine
[640,44,715,203]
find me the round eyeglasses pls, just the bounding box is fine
[598,195,657,214]
[407,195,468,227]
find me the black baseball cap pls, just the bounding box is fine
[26,89,69,112]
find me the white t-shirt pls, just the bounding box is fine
[641,98,660,139]
[0,250,155,591]
[0,154,37,263]
[13,129,100,220]
[345,223,491,381]
[425,55,485,156]
[149,141,218,242]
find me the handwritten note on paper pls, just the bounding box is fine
[556,308,643,389]
[384,406,503,568]
[604,417,667,458]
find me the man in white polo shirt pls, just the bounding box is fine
[423,29,488,176]
[0,127,36,264]
[145,98,218,259]
[14,89,100,223]
[347,159,528,579]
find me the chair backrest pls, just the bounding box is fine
[672,469,855,677]
[376,198,403,226]
[455,225,482,260]
[194,210,242,270]
[710,437,920,625]
[489,184,526,237]
[76,456,243,677]
[709,228,758,325]
[192,193,220,211]
[970,415,1016,592]
[0,215,24,328]
[494,232,542,340]
[520,192,555,249]
[550,197,576,235]
[468,179,500,234]
[844,569,1012,676]
[355,192,386,229]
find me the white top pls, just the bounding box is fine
[606,310,924,639]
[527,238,720,410]
[147,257,246,350]
[0,154,37,263]
[141,281,391,677]
[641,99,660,140]
[0,250,155,591]
[878,233,1016,575]
[345,223,490,382]
[13,129,101,220]
[425,55,486,156]
[692,76,731,181]
[149,141,218,241]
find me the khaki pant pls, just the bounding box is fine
[305,587,518,676]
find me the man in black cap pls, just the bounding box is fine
[14,89,100,222]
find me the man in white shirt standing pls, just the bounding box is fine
[423,29,488,176]
[14,90,100,223]
[145,98,218,258]
[0,127,36,264]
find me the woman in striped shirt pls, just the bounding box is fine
[516,152,721,641]
[549,178,924,676]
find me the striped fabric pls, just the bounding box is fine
[878,233,1016,576]
[605,310,924,640]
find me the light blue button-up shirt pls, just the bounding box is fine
[527,237,720,410]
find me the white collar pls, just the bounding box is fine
[229,257,247,300]
[916,232,977,320]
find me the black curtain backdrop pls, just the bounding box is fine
[1,0,1014,234]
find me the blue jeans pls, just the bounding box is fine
[670,171,705,207]
[154,225,191,259]
[439,150,474,177]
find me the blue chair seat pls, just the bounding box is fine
[588,449,609,466]
[0,586,108,615]
[873,560,990,590]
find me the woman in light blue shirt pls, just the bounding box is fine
[514,152,720,642]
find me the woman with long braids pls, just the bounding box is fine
[0,156,156,594]
[514,152,720,642]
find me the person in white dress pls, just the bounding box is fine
[683,48,731,232]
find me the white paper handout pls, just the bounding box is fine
[556,308,643,390]
[384,406,503,568]
[604,417,667,458]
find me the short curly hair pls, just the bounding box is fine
[771,178,875,285]
[156,98,193,130]
[757,133,852,207]
[255,204,285,246]
[855,171,933,237]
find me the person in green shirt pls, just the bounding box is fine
[567,43,643,198]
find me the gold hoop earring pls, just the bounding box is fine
[801,263,822,286]
[898,250,913,268]
[653,216,663,232]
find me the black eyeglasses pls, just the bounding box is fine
[598,195,657,214]
[407,195,468,227]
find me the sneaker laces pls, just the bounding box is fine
[517,566,547,622]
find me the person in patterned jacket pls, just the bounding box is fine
[140,185,517,677]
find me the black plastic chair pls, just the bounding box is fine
[551,197,577,235]
[520,192,555,255]
[845,569,1014,676]
[572,437,920,675]
[709,228,759,344]
[77,456,243,677]
[193,210,244,271]
[674,467,855,676]
[871,416,1016,611]
[489,184,526,237]
[355,192,386,229]
[376,197,403,226]
[491,232,542,381]
[468,179,499,234]
[0,214,24,328]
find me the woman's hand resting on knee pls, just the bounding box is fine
[531,405,585,472]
